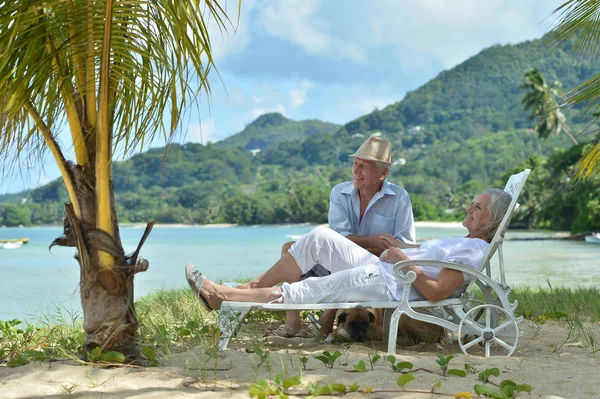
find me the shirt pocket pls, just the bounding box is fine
[371,214,395,235]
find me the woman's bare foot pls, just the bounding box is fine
[236,280,257,289]
[185,264,223,310]
[199,279,223,310]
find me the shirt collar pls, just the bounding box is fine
[341,180,397,196]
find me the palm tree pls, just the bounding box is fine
[0,0,234,360]
[546,0,600,178]
[520,68,579,145]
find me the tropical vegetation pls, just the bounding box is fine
[0,0,235,359]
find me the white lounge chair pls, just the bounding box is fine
[217,169,531,357]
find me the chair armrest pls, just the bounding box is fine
[391,259,514,308]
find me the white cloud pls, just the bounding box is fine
[258,0,367,64]
[206,0,256,61]
[260,0,330,53]
[289,80,314,108]
[186,119,217,144]
[365,0,563,69]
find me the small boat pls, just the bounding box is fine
[584,235,600,244]
[0,237,29,244]
[0,241,23,249]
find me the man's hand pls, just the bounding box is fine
[379,233,419,249]
[347,234,389,256]
[379,247,409,264]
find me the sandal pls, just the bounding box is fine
[296,324,325,339]
[269,324,299,338]
[185,263,214,312]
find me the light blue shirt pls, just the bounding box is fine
[328,180,416,244]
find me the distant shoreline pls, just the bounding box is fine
[120,221,467,229]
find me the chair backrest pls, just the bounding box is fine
[480,169,530,286]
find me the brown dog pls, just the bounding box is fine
[332,308,384,342]
[329,308,444,345]
[397,313,445,345]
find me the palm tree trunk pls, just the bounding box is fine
[560,120,579,145]
[51,166,152,361]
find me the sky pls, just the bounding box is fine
[0,0,564,195]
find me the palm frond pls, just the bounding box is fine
[575,137,600,178]
[547,0,600,57]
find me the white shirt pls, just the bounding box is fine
[328,180,416,244]
[377,237,489,301]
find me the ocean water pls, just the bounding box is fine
[0,225,598,322]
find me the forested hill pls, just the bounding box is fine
[338,36,597,146]
[217,112,340,150]
[1,35,598,233]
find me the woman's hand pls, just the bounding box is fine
[379,247,409,264]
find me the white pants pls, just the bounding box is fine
[282,226,392,304]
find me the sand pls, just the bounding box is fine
[1,320,598,398]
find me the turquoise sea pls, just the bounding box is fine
[0,225,598,322]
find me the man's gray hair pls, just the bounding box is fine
[376,161,392,173]
[483,188,513,240]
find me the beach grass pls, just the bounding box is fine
[2,286,600,368]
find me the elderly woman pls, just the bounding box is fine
[186,189,512,311]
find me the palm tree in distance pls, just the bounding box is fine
[520,68,579,145]
[0,0,235,360]
[546,0,600,178]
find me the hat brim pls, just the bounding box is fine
[350,152,395,165]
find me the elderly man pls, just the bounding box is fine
[240,136,416,338]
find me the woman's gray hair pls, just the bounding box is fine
[483,188,513,240]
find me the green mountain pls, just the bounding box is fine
[217,112,340,150]
[338,37,597,147]
[1,36,598,232]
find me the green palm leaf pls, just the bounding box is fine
[545,0,600,177]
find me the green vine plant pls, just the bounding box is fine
[251,344,271,372]
[435,353,467,377]
[313,350,341,369]
[87,347,126,364]
[247,357,533,398]
[299,356,309,370]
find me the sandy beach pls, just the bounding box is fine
[1,319,598,398]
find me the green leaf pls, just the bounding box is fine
[394,361,414,371]
[313,355,329,365]
[7,353,29,367]
[435,353,445,365]
[478,367,500,382]
[516,383,532,393]
[397,373,416,388]
[282,376,302,389]
[385,355,397,364]
[330,351,342,362]
[474,384,503,399]
[141,346,157,361]
[311,385,331,396]
[349,383,360,392]
[371,354,381,363]
[447,369,467,377]
[101,351,125,363]
[329,383,347,393]
[499,380,516,389]
[353,360,367,372]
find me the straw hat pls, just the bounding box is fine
[350,136,395,165]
